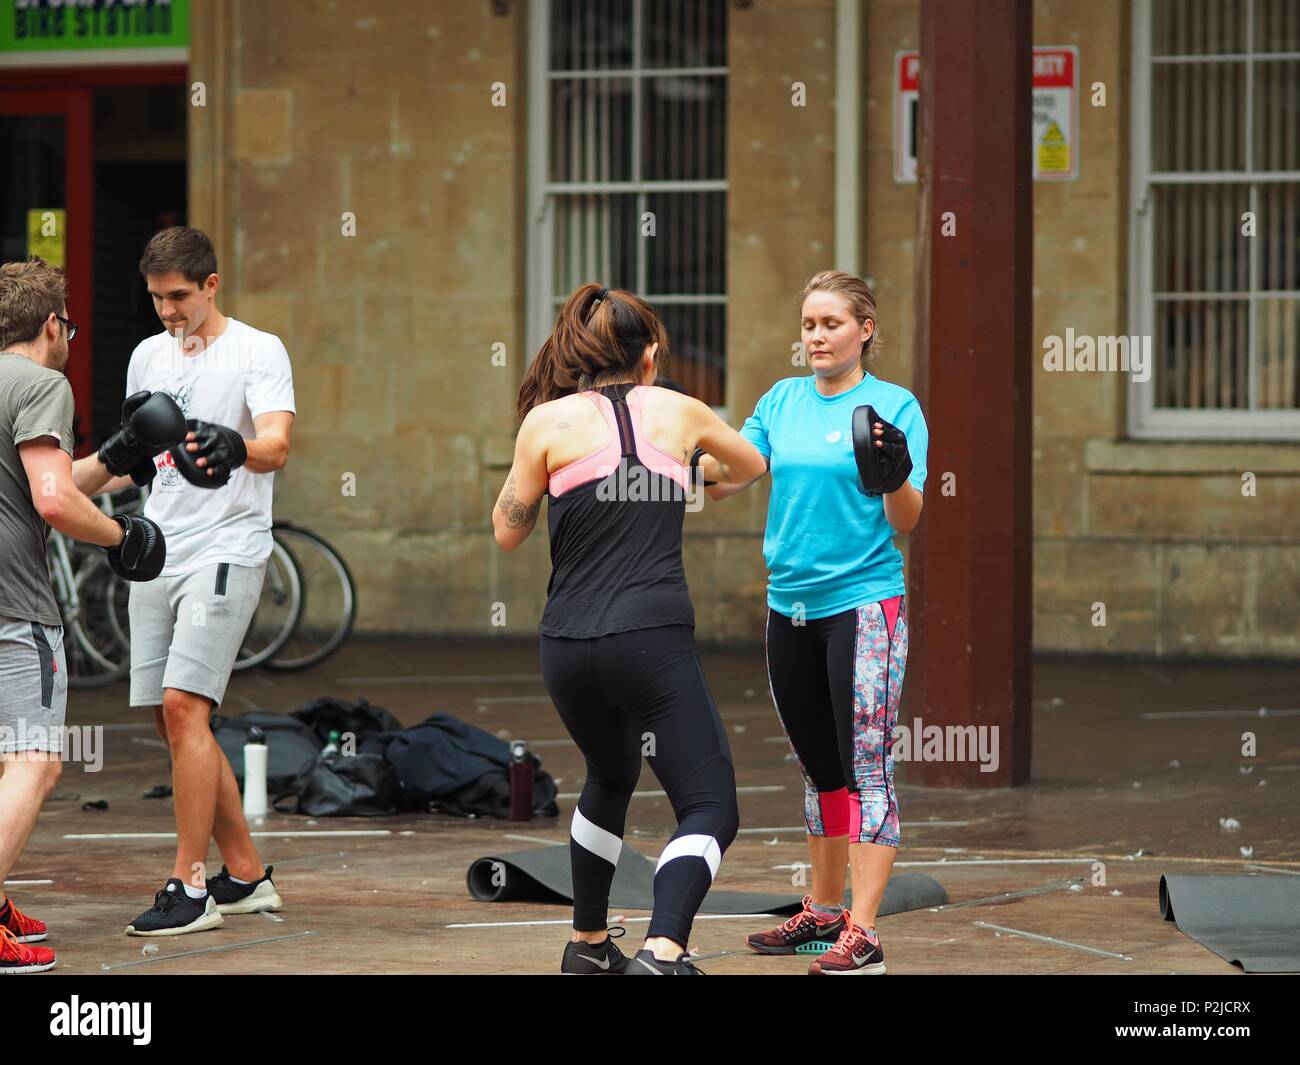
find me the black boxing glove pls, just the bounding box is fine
[98,392,188,486]
[168,419,248,488]
[852,404,913,496]
[105,514,166,582]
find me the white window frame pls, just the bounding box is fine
[1128,0,1300,439]
[526,0,729,411]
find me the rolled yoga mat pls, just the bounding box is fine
[467,842,948,916]
[1159,873,1300,973]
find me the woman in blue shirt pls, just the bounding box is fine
[700,271,928,975]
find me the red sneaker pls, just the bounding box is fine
[808,918,886,975]
[0,898,48,943]
[746,895,847,955]
[0,925,57,974]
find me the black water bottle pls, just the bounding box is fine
[508,740,533,822]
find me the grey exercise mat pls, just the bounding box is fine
[467,842,948,916]
[1159,873,1300,973]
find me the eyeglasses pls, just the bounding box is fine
[54,314,78,341]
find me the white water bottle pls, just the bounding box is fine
[243,726,268,821]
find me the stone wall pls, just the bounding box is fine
[185,0,1300,658]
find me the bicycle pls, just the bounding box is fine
[257,522,357,672]
[48,519,131,689]
[231,535,304,669]
[51,488,357,686]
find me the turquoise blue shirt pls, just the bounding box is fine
[740,372,929,620]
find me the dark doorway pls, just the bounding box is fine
[92,84,186,444]
[0,66,185,452]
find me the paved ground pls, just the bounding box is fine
[10,640,1297,975]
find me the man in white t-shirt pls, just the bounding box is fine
[73,227,296,936]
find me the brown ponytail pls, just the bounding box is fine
[517,283,670,422]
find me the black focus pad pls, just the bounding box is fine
[852,404,913,497]
[105,514,166,582]
[168,419,248,488]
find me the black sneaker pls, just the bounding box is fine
[206,865,284,916]
[623,948,706,975]
[125,879,224,937]
[560,926,631,974]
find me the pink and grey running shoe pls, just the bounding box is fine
[808,918,886,975]
[746,895,847,955]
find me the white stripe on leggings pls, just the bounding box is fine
[655,834,722,879]
[570,807,623,866]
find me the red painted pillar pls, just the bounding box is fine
[906,0,1033,787]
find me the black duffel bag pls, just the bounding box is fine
[430,767,560,820]
[291,697,402,748]
[274,752,403,817]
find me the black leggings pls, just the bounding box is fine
[540,625,739,946]
[764,598,906,846]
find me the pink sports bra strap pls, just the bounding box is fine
[546,393,622,497]
[547,386,692,497]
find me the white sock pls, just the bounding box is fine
[229,874,253,886]
[182,883,207,900]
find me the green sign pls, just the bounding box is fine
[0,0,189,52]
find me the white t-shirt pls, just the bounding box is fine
[125,318,296,576]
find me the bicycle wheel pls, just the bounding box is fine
[234,540,303,670]
[65,552,132,688]
[265,523,357,671]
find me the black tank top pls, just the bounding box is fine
[538,384,696,639]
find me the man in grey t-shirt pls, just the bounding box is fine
[0,259,168,974]
[0,351,75,625]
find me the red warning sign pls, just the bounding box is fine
[894,46,1080,183]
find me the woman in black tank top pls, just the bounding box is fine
[539,380,696,638]
[491,283,766,975]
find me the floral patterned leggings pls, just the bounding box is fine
[764,597,907,846]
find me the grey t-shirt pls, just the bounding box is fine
[0,352,75,626]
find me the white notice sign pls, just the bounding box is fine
[894,46,1080,183]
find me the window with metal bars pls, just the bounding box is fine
[527,0,728,407]
[1129,0,1300,439]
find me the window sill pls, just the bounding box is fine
[1084,438,1300,475]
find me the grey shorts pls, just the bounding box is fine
[129,561,266,709]
[0,616,68,754]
